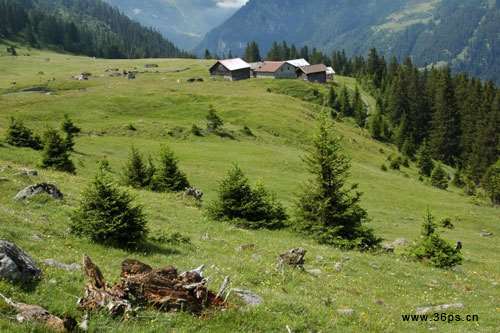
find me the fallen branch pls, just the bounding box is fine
[0,293,76,332]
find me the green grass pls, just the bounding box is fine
[0,47,498,333]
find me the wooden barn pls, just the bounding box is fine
[209,58,251,81]
[254,61,297,79]
[297,64,327,83]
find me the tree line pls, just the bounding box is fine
[0,0,192,59]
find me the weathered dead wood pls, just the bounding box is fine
[0,293,76,332]
[78,256,225,317]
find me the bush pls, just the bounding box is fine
[389,157,402,170]
[151,147,190,192]
[407,211,462,268]
[482,160,500,205]
[208,164,287,230]
[293,113,381,250]
[40,129,75,173]
[402,157,410,168]
[122,147,148,188]
[380,164,388,172]
[5,117,42,150]
[431,164,449,190]
[71,168,147,247]
[191,124,203,136]
[440,218,454,229]
[206,105,223,133]
[241,125,254,137]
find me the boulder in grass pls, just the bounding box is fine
[278,248,306,269]
[0,240,41,283]
[14,183,63,201]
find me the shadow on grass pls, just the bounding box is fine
[129,241,182,257]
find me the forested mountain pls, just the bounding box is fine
[102,0,241,50]
[0,0,191,58]
[197,0,500,83]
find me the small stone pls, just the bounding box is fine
[251,254,262,262]
[233,289,262,306]
[337,308,354,316]
[416,303,464,315]
[49,278,57,284]
[375,299,384,305]
[237,244,255,252]
[479,231,493,237]
[392,238,409,247]
[315,255,324,261]
[381,243,395,253]
[306,268,322,277]
[334,262,343,272]
[369,262,380,270]
[43,259,81,271]
[31,235,42,242]
[19,169,38,177]
[200,232,210,241]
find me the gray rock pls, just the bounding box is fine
[392,238,409,247]
[381,243,395,253]
[236,244,256,252]
[337,308,355,316]
[232,289,262,306]
[0,240,41,283]
[479,231,493,237]
[14,183,63,201]
[416,303,464,315]
[18,169,38,177]
[43,259,81,272]
[306,268,322,277]
[334,262,343,272]
[278,248,306,269]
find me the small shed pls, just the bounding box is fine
[326,67,335,81]
[297,64,328,83]
[209,58,251,81]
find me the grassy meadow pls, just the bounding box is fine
[0,46,498,332]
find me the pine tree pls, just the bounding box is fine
[352,86,367,127]
[431,164,449,190]
[408,210,462,268]
[482,160,500,205]
[417,140,434,177]
[5,117,42,150]
[71,167,147,247]
[122,147,148,188]
[293,113,380,250]
[327,86,339,111]
[429,68,461,165]
[61,114,81,135]
[206,105,224,132]
[204,49,212,59]
[151,147,190,192]
[338,86,353,117]
[208,164,287,229]
[40,129,75,173]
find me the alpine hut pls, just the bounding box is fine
[326,66,336,81]
[209,58,251,81]
[254,61,298,79]
[297,64,327,83]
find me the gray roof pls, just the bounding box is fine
[286,59,311,68]
[217,58,251,71]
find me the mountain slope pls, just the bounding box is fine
[197,0,500,83]
[0,47,499,332]
[103,0,242,50]
[0,0,190,58]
